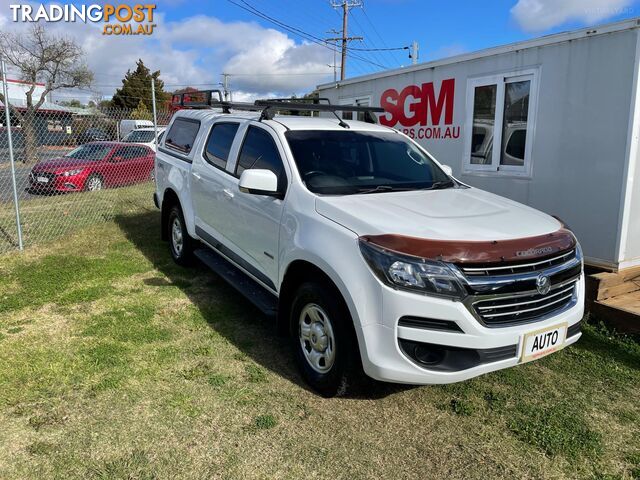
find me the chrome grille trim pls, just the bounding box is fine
[465,277,579,328]
[480,292,574,319]
[460,249,576,277]
[454,255,581,292]
[476,284,575,311]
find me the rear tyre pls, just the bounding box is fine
[167,204,194,266]
[85,174,103,192]
[290,281,361,397]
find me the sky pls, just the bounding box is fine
[0,0,638,103]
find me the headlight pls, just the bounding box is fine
[62,169,83,177]
[358,238,467,300]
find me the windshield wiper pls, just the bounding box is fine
[424,180,455,190]
[356,185,412,194]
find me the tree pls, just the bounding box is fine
[59,99,83,108]
[0,25,93,163]
[130,99,152,120]
[111,59,169,111]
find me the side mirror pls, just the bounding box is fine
[112,156,123,163]
[238,169,280,197]
[440,164,453,176]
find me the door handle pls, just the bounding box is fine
[223,188,234,199]
[192,172,201,181]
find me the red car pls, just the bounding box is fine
[29,142,155,193]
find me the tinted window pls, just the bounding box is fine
[66,144,112,161]
[165,118,200,153]
[285,130,452,195]
[114,146,136,160]
[204,122,239,170]
[123,130,155,143]
[236,126,286,191]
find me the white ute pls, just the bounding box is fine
[154,92,585,397]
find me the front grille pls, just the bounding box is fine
[30,171,57,185]
[460,249,576,277]
[471,279,578,327]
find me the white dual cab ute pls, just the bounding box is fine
[154,92,585,397]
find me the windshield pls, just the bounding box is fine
[284,130,454,194]
[123,130,156,143]
[65,144,112,161]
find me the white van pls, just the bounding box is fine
[119,119,153,140]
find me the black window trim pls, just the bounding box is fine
[165,117,201,155]
[201,121,241,174]
[234,124,289,197]
[234,124,286,178]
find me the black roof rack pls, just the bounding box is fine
[254,100,384,125]
[171,90,384,125]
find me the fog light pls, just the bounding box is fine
[413,344,446,366]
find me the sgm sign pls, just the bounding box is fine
[9,4,157,35]
[380,78,460,140]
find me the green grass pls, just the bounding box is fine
[0,211,638,479]
[0,181,153,255]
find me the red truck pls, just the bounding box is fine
[29,142,155,193]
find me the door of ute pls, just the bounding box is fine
[191,120,243,246]
[226,123,287,286]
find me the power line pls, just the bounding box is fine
[360,6,404,65]
[345,8,390,69]
[225,0,387,71]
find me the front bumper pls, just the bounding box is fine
[30,172,86,192]
[357,275,585,384]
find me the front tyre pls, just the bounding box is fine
[85,174,104,192]
[291,281,361,397]
[167,205,194,266]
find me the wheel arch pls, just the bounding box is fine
[277,259,357,339]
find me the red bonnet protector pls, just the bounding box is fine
[360,229,576,265]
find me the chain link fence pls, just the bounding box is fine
[0,74,172,254]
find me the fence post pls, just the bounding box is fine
[1,59,24,251]
[151,79,159,145]
[150,78,159,183]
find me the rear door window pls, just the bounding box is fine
[204,122,240,170]
[165,118,200,154]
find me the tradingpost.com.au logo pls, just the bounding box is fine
[9,3,157,35]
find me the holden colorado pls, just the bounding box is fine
[154,99,584,397]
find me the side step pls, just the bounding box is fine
[194,248,278,318]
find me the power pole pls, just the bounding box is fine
[330,0,363,80]
[411,40,419,65]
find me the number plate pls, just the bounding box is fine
[520,322,567,363]
[37,176,49,183]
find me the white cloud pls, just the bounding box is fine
[0,1,334,101]
[511,0,636,32]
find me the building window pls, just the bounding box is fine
[464,69,538,176]
[340,96,371,121]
